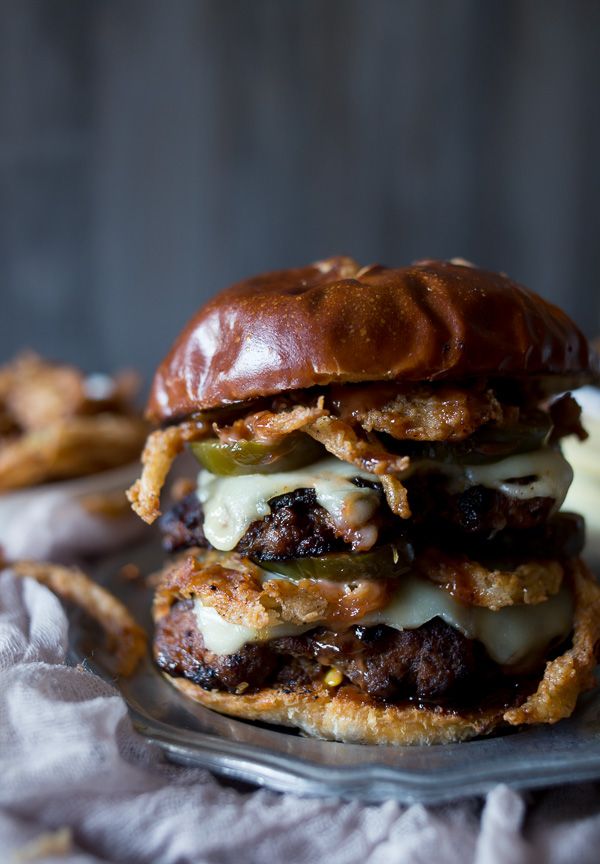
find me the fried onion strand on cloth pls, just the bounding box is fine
[417,549,564,610]
[504,560,600,725]
[8,559,146,676]
[127,420,210,523]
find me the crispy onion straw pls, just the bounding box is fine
[153,549,394,632]
[8,559,146,676]
[0,352,148,492]
[338,384,504,442]
[127,419,209,523]
[0,415,148,493]
[504,560,600,725]
[380,474,412,519]
[305,415,409,475]
[418,550,564,610]
[216,402,327,444]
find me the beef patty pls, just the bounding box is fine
[236,488,349,559]
[160,481,558,560]
[154,600,492,703]
[160,493,208,553]
[154,599,277,691]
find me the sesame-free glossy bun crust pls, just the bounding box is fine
[148,257,599,421]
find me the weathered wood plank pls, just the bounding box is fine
[0,0,598,382]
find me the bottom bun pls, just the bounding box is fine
[162,674,507,745]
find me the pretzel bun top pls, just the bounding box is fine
[148,257,599,422]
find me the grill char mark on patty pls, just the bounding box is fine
[407,475,555,536]
[236,488,348,559]
[154,601,491,702]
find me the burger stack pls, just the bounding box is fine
[128,257,600,745]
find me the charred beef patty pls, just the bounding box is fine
[273,621,489,701]
[438,512,585,564]
[160,488,352,556]
[406,475,554,537]
[160,484,561,561]
[155,600,497,702]
[237,488,348,559]
[154,599,277,691]
[160,494,208,553]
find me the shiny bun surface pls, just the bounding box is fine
[148,257,598,422]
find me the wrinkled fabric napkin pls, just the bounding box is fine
[2,570,600,864]
[0,465,145,563]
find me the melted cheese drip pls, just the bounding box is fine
[198,449,573,553]
[198,458,380,551]
[193,576,573,665]
[363,577,572,665]
[194,605,310,655]
[444,448,573,503]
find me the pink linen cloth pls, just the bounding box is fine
[1,569,599,864]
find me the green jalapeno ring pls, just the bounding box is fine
[190,434,324,476]
[392,412,552,467]
[255,542,414,582]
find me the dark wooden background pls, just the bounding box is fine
[1,0,599,386]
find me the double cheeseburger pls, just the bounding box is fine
[128,257,600,745]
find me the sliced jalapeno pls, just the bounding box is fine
[190,434,324,476]
[397,412,552,466]
[257,542,414,582]
[457,412,552,463]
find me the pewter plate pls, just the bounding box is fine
[69,541,600,804]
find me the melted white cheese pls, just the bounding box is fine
[194,605,310,655]
[363,577,572,665]
[198,449,573,553]
[446,448,573,503]
[197,458,380,551]
[193,575,573,665]
[194,605,258,655]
